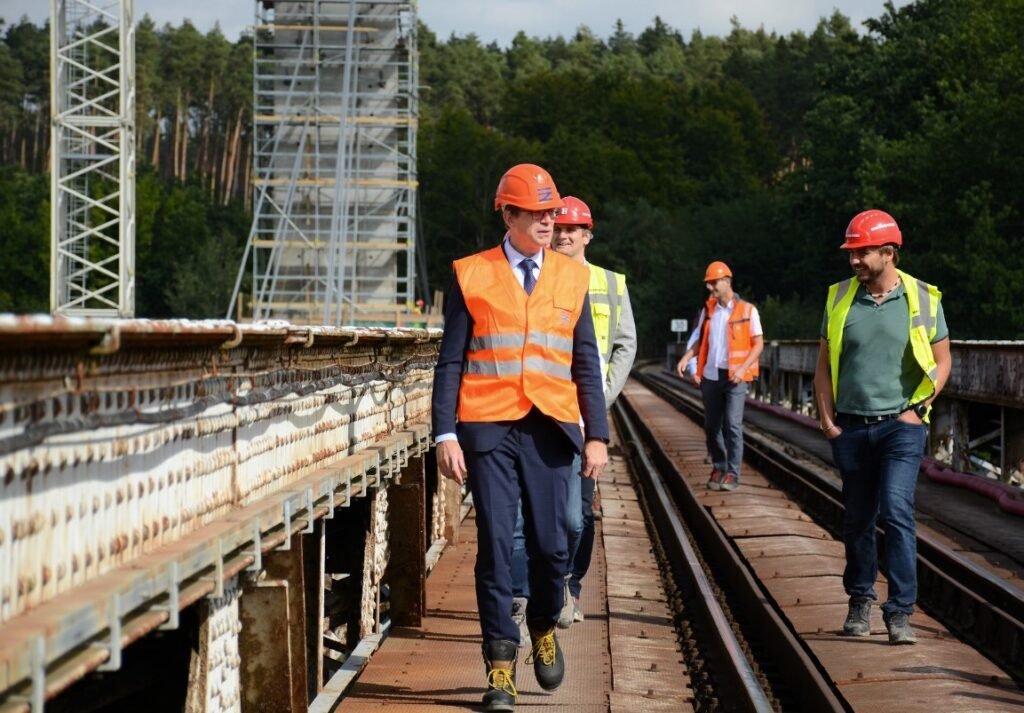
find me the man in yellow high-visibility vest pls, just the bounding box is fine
[508,196,637,632]
[813,209,952,646]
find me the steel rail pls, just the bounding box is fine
[613,398,846,713]
[639,370,1024,686]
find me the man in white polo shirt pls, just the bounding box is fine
[675,261,764,490]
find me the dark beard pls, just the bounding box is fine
[854,265,883,284]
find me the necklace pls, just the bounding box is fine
[867,277,901,300]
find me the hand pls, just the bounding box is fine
[675,357,687,379]
[822,423,843,440]
[436,439,468,485]
[675,350,694,379]
[581,439,608,480]
[897,409,924,425]
[729,367,747,384]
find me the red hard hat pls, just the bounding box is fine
[841,209,902,249]
[494,163,564,211]
[553,196,593,229]
[704,261,732,282]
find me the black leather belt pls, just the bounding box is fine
[836,412,901,425]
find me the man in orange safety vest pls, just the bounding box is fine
[675,261,764,491]
[432,163,609,711]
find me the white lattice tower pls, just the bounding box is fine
[49,0,136,317]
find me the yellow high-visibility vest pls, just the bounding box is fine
[825,268,941,421]
[588,263,626,373]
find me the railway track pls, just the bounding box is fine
[614,372,1024,712]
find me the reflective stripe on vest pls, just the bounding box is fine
[825,268,941,421]
[696,297,759,382]
[465,356,572,380]
[468,331,574,354]
[454,246,590,424]
[588,263,626,368]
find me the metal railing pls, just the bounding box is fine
[757,340,1024,484]
[0,316,442,711]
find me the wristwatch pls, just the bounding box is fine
[911,402,928,419]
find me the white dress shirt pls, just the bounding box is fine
[701,297,763,381]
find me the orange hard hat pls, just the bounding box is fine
[841,209,902,249]
[554,196,593,229]
[704,261,732,282]
[494,163,564,211]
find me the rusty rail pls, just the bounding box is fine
[639,369,1024,686]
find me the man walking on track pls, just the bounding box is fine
[432,163,609,711]
[813,209,951,645]
[508,195,637,636]
[550,196,636,625]
[674,261,764,491]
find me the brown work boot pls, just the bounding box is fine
[482,639,518,711]
[526,620,565,691]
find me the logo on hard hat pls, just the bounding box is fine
[537,187,554,203]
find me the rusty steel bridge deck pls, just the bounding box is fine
[339,435,691,712]
[1,319,1023,713]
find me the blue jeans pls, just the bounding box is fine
[830,417,927,616]
[512,452,583,598]
[700,370,747,477]
[568,475,595,599]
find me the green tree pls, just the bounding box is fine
[418,107,542,285]
[419,26,506,125]
[136,16,163,164]
[0,165,48,312]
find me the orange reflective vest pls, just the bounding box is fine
[696,297,760,382]
[454,246,590,424]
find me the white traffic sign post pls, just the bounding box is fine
[670,318,689,343]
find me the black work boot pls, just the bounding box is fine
[526,619,565,691]
[481,639,518,711]
[842,596,872,636]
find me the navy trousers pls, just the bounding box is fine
[465,409,574,644]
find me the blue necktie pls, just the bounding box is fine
[520,259,537,295]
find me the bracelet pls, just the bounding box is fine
[820,423,837,433]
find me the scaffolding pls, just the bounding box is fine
[229,0,419,326]
[49,0,136,317]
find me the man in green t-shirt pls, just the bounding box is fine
[812,209,952,645]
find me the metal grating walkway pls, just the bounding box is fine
[340,444,692,711]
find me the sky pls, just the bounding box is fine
[4,0,913,45]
